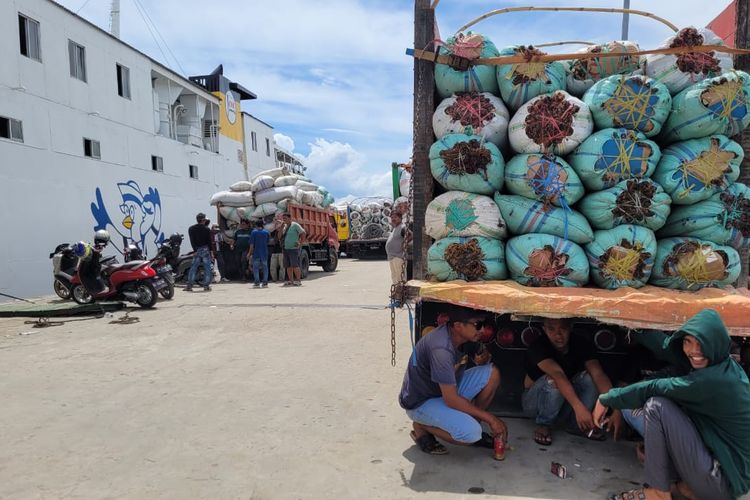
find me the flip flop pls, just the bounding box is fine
[410,430,448,455]
[608,489,647,500]
[533,427,552,446]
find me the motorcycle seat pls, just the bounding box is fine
[106,261,147,272]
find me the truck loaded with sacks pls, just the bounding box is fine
[210,167,339,277]
[398,3,750,398]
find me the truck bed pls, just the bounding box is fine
[407,280,750,335]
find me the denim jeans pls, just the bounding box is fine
[622,407,645,436]
[252,257,268,285]
[187,246,212,287]
[522,371,598,427]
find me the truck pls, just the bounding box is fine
[345,197,393,260]
[333,206,351,256]
[399,1,750,411]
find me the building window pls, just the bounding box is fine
[189,164,199,179]
[18,14,41,61]
[151,155,163,172]
[0,116,24,143]
[116,64,130,99]
[251,131,257,151]
[68,40,86,82]
[265,138,271,157]
[83,138,101,159]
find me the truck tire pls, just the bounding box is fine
[322,248,338,272]
[300,250,310,279]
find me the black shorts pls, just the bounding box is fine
[283,248,300,268]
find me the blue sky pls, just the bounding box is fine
[55,0,732,199]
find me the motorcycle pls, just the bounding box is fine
[70,251,159,308]
[123,243,175,300]
[49,243,78,300]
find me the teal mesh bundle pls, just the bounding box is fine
[650,237,740,291]
[494,194,593,244]
[321,193,335,208]
[427,236,507,281]
[578,179,672,231]
[660,71,750,144]
[430,134,505,195]
[496,46,567,111]
[583,75,672,137]
[568,128,661,191]
[434,32,500,99]
[425,191,507,240]
[585,225,657,289]
[504,154,584,207]
[657,183,750,249]
[652,135,743,205]
[506,233,589,287]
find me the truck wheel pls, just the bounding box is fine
[322,248,338,272]
[300,251,310,279]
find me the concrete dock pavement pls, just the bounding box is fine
[1,259,647,499]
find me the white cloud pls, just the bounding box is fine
[273,133,295,152]
[301,139,393,199]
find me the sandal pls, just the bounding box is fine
[533,427,552,446]
[609,489,647,500]
[566,427,607,441]
[471,432,494,449]
[410,430,448,455]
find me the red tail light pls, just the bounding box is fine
[521,326,542,347]
[480,324,495,343]
[495,328,515,347]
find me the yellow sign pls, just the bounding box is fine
[213,90,243,142]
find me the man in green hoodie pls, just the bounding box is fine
[594,309,750,500]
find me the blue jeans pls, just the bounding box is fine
[405,365,493,443]
[187,246,212,287]
[252,256,268,285]
[522,371,598,427]
[622,407,645,436]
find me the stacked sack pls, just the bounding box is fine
[425,27,750,292]
[209,167,336,239]
[349,197,393,241]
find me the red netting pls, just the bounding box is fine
[445,238,488,280]
[669,27,722,75]
[524,94,579,150]
[613,180,657,223]
[439,139,492,175]
[524,245,571,286]
[445,93,497,129]
[719,191,750,237]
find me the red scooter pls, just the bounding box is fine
[70,254,159,308]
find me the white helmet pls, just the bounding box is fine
[94,229,110,246]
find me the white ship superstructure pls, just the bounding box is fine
[0,0,287,298]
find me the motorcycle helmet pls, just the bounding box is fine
[94,229,110,247]
[168,233,183,245]
[73,241,90,258]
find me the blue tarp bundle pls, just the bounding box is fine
[435,33,500,98]
[496,46,567,111]
[650,237,740,291]
[504,154,584,207]
[506,233,589,287]
[430,134,505,195]
[494,193,593,244]
[427,236,507,281]
[585,225,657,289]
[578,179,672,231]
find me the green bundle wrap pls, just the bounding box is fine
[660,71,750,144]
[425,191,507,240]
[430,134,505,195]
[496,46,567,111]
[434,32,500,99]
[657,183,750,249]
[427,236,507,282]
[650,237,740,291]
[506,233,589,287]
[566,41,642,96]
[585,225,657,289]
[568,128,661,191]
[494,194,593,244]
[578,179,672,231]
[504,154,584,207]
[583,75,672,137]
[652,135,743,205]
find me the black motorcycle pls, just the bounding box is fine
[49,243,79,300]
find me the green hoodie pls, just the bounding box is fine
[600,309,750,498]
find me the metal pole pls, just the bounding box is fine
[735,0,750,287]
[110,0,121,39]
[621,0,630,40]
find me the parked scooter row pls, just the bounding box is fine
[48,231,195,308]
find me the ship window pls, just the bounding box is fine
[18,14,41,62]
[251,131,257,151]
[0,116,24,143]
[116,64,130,99]
[265,138,271,157]
[83,138,101,159]
[189,164,199,179]
[68,40,86,82]
[151,155,163,172]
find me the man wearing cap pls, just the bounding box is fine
[185,212,212,292]
[399,309,507,455]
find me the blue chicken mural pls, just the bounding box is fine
[91,180,164,256]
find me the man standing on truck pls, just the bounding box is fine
[386,212,409,285]
[248,220,270,288]
[281,212,305,287]
[399,309,507,456]
[185,212,212,292]
[594,309,750,500]
[522,318,621,446]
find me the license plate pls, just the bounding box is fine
[156,265,171,273]
[151,278,167,290]
[370,244,380,250]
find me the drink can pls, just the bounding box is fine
[493,434,505,461]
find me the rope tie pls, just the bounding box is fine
[675,248,714,287]
[602,244,643,280]
[449,94,496,127]
[704,79,744,121]
[603,77,656,130]
[679,143,732,196]
[447,33,484,60]
[528,157,567,203]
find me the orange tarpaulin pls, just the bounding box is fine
[412,280,750,335]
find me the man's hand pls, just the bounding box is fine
[606,410,623,441]
[473,347,491,366]
[574,404,595,432]
[488,415,508,442]
[592,399,610,428]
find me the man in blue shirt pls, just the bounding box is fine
[248,220,270,288]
